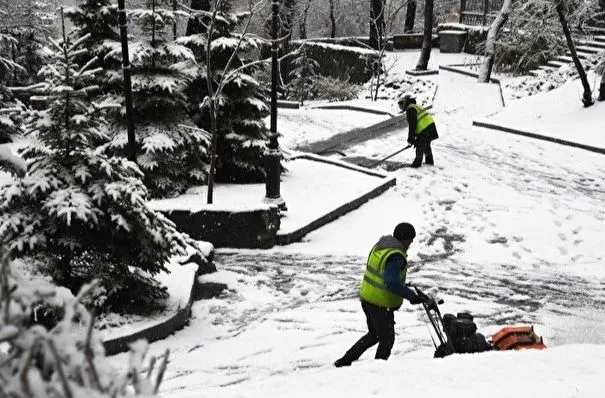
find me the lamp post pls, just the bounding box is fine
[265,0,286,210]
[117,0,136,162]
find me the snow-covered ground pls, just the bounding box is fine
[105,52,605,397]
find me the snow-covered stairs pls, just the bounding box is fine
[528,27,605,77]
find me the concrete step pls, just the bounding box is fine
[555,55,575,63]
[578,39,605,49]
[593,35,605,42]
[546,60,569,68]
[528,70,543,77]
[538,65,559,72]
[565,51,589,59]
[575,45,601,54]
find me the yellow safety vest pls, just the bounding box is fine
[407,103,435,134]
[359,246,407,308]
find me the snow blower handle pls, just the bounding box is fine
[408,284,444,307]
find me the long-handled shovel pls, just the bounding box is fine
[368,144,412,168]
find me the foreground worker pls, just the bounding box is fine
[398,95,439,168]
[334,222,423,367]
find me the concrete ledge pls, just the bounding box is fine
[103,266,197,356]
[277,157,396,245]
[472,121,605,155]
[159,207,280,249]
[277,100,300,109]
[303,113,407,154]
[392,34,439,49]
[310,104,396,117]
[406,69,439,76]
[439,64,500,83]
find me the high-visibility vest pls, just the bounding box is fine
[359,246,407,308]
[407,104,435,134]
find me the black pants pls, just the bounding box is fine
[337,300,396,364]
[411,134,434,167]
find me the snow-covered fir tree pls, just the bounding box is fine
[64,0,120,81]
[0,29,199,313]
[0,254,167,397]
[286,45,319,106]
[0,33,24,143]
[179,2,273,183]
[101,0,210,198]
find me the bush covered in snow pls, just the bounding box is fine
[0,30,201,314]
[0,253,168,398]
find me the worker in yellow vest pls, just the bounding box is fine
[398,95,439,168]
[334,222,424,367]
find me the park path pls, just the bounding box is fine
[132,70,605,396]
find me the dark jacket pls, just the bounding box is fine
[406,106,439,144]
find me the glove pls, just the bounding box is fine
[409,296,423,305]
[407,138,415,146]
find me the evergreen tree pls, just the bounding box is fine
[179,4,271,183]
[64,0,120,74]
[102,0,211,198]
[0,33,24,143]
[286,46,319,105]
[0,29,199,313]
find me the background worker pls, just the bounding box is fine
[334,222,424,367]
[398,95,439,168]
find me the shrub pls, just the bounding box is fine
[310,76,360,102]
[290,40,379,84]
[0,254,168,398]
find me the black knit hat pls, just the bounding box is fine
[393,222,416,241]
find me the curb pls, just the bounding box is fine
[438,64,501,83]
[276,175,396,245]
[300,114,407,154]
[102,267,198,356]
[276,153,396,245]
[472,121,605,155]
[438,65,506,108]
[309,104,396,117]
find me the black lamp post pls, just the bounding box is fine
[265,0,286,210]
[117,0,136,162]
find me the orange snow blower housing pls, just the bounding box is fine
[492,325,547,351]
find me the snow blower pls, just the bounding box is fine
[409,285,547,358]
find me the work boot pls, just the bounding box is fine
[334,357,352,367]
[410,160,422,168]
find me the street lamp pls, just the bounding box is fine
[117,0,136,162]
[265,0,286,210]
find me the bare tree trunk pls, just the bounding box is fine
[404,0,416,33]
[329,0,336,38]
[415,0,433,70]
[186,0,210,35]
[299,0,312,39]
[555,0,593,107]
[478,0,512,82]
[369,0,385,50]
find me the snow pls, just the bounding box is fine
[6,48,605,397]
[100,50,605,398]
[477,72,605,150]
[268,108,390,150]
[149,156,392,236]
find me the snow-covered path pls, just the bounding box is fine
[113,70,605,397]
